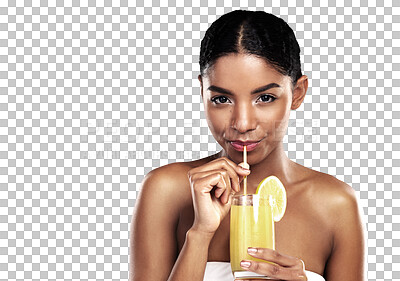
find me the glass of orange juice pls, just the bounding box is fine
[230,194,274,279]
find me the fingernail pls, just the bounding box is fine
[248,248,257,254]
[240,261,251,268]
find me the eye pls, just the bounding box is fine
[257,94,276,103]
[211,96,231,104]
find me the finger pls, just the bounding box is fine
[247,247,301,267]
[208,158,247,193]
[191,169,232,198]
[213,172,228,198]
[192,172,227,196]
[213,169,233,204]
[216,157,251,176]
[238,162,250,170]
[190,165,239,192]
[240,260,307,281]
[190,158,249,192]
[237,162,251,186]
[194,171,233,205]
[192,156,250,177]
[211,158,250,192]
[219,170,232,204]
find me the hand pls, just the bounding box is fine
[187,157,250,234]
[238,248,307,281]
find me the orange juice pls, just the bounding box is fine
[230,194,274,278]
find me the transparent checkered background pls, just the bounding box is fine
[0,0,399,280]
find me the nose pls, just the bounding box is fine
[230,102,257,133]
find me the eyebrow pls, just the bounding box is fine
[207,83,281,95]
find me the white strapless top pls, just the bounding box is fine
[204,262,325,281]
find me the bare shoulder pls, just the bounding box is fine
[311,169,359,210]
[286,164,365,279]
[141,162,192,196]
[298,166,363,230]
[299,168,366,279]
[290,163,361,221]
[138,154,218,207]
[131,155,220,280]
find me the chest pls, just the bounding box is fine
[177,198,332,275]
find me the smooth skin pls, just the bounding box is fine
[130,53,366,281]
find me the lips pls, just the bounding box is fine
[229,140,261,152]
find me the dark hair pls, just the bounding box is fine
[199,10,302,86]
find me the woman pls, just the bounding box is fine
[131,10,365,281]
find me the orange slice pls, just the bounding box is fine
[255,176,287,222]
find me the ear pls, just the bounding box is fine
[291,75,308,110]
[198,74,204,98]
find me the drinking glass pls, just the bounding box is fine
[230,194,274,279]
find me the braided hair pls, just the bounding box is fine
[199,10,302,86]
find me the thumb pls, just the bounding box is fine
[237,162,250,183]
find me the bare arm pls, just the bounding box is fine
[130,159,249,281]
[131,183,212,281]
[324,185,366,281]
[130,168,181,280]
[168,157,249,280]
[167,229,214,281]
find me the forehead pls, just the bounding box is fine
[204,53,291,90]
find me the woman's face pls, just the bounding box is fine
[200,53,304,165]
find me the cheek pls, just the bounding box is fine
[261,104,291,137]
[205,107,229,135]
